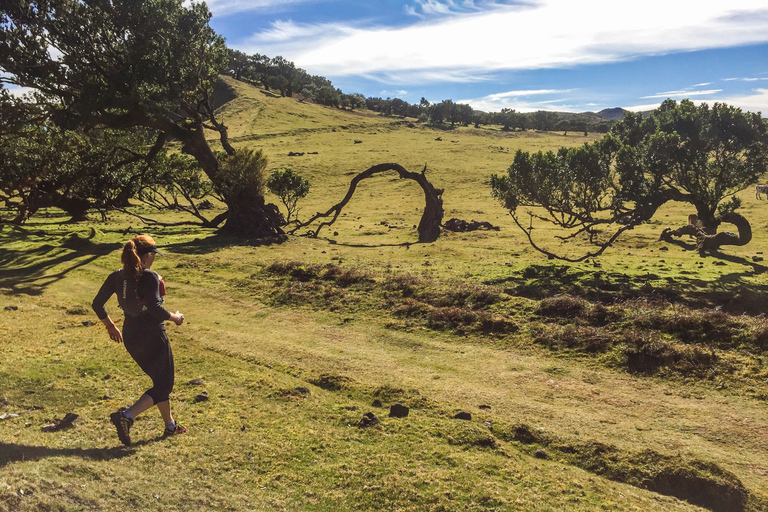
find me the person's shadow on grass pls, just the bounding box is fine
[0,438,162,467]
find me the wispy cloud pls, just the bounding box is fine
[380,89,410,98]
[641,89,723,99]
[404,0,530,18]
[459,88,580,112]
[724,76,768,82]
[241,0,768,81]
[626,88,768,115]
[201,0,315,16]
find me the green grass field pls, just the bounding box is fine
[1,76,767,512]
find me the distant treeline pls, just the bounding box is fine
[225,49,614,133]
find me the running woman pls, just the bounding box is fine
[92,234,186,445]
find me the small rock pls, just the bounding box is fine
[372,399,383,407]
[454,412,472,421]
[659,246,669,251]
[0,413,20,421]
[389,403,409,418]
[357,412,380,428]
[4,306,18,311]
[753,256,764,262]
[479,404,491,410]
[81,320,96,327]
[194,391,209,403]
[187,378,204,386]
[295,387,310,395]
[345,406,359,412]
[40,412,79,432]
[534,449,549,459]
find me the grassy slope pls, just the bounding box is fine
[1,76,767,511]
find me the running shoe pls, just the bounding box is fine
[110,409,134,446]
[164,423,187,437]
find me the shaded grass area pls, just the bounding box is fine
[501,422,768,512]
[246,260,768,397]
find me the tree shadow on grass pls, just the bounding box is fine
[0,438,162,467]
[659,237,768,273]
[486,262,768,315]
[0,227,121,295]
[164,232,288,255]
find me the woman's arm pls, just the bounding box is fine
[92,272,123,343]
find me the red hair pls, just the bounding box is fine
[121,234,156,280]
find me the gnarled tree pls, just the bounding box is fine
[0,0,281,236]
[490,100,768,260]
[294,163,444,243]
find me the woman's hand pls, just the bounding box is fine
[101,317,123,344]
[171,311,184,326]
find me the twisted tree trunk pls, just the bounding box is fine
[295,163,444,242]
[660,212,752,254]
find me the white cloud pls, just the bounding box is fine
[379,89,410,98]
[201,0,313,16]
[459,88,580,112]
[641,89,723,99]
[626,89,768,115]
[242,0,768,79]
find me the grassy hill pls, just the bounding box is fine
[2,77,768,512]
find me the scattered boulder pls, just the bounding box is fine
[354,140,363,144]
[81,320,96,327]
[389,403,409,418]
[443,218,499,232]
[534,449,549,460]
[288,151,305,156]
[479,404,491,410]
[187,378,204,386]
[454,411,472,421]
[194,391,209,403]
[357,412,380,428]
[4,306,18,311]
[372,399,383,407]
[41,412,79,432]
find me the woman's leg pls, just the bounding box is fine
[156,400,173,425]
[126,393,155,418]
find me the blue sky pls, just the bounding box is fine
[206,0,768,114]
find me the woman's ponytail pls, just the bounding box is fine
[121,234,156,280]
[121,240,142,280]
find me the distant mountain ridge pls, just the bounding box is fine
[596,107,628,121]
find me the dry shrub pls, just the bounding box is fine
[621,330,718,376]
[309,373,353,391]
[383,274,421,298]
[391,298,431,318]
[750,319,768,351]
[322,265,373,287]
[534,325,612,353]
[627,300,740,348]
[432,284,504,308]
[266,261,323,281]
[427,307,479,332]
[536,295,590,319]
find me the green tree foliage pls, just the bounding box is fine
[1,0,281,236]
[138,154,226,227]
[0,91,163,223]
[267,169,311,223]
[491,100,768,260]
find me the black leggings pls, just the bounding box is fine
[122,316,175,404]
